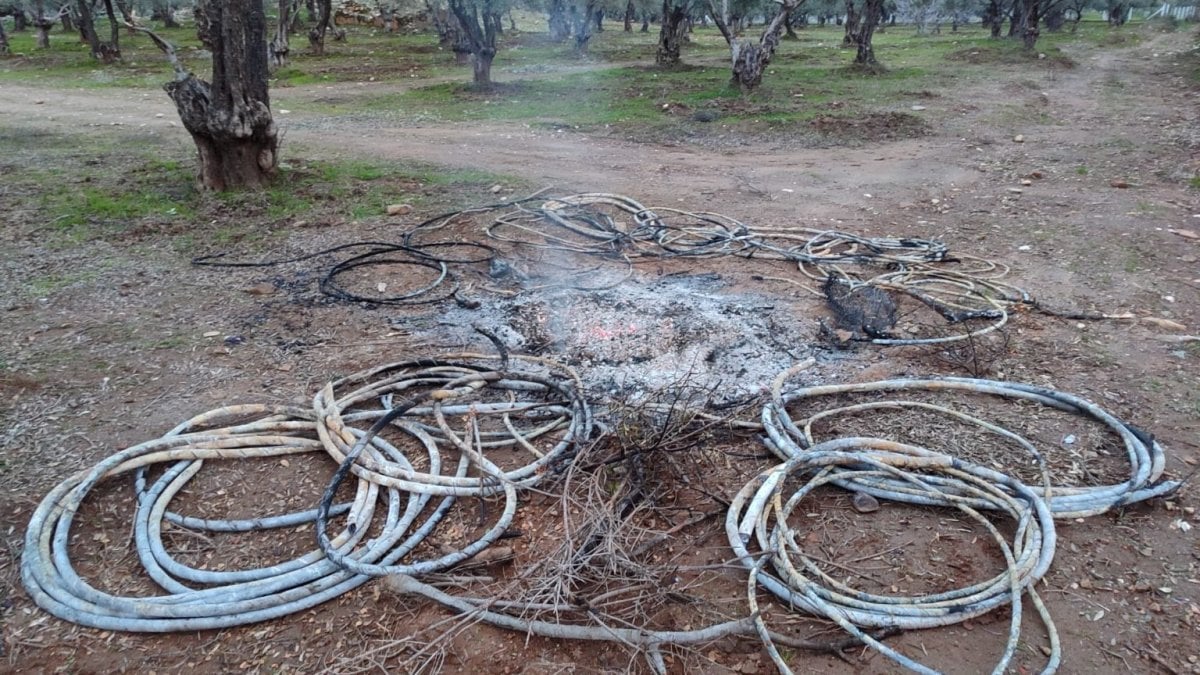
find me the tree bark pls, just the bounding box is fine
[1107,1,1127,25]
[853,0,882,65]
[448,0,500,87]
[655,0,688,66]
[194,0,215,49]
[152,0,180,27]
[76,0,119,61]
[1019,0,1039,50]
[623,0,634,31]
[573,0,598,52]
[32,0,53,47]
[710,0,793,92]
[0,16,9,55]
[982,0,1002,36]
[547,0,570,41]
[147,1,278,191]
[102,0,121,51]
[308,0,330,53]
[270,0,292,67]
[842,0,859,45]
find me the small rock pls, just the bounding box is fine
[202,331,221,338]
[242,282,276,296]
[490,184,503,194]
[1018,245,1032,251]
[1029,170,1046,179]
[223,335,245,346]
[1168,228,1199,240]
[1109,180,1130,189]
[1021,179,1033,186]
[1013,134,1025,143]
[852,492,880,513]
[386,203,412,216]
[1008,187,1024,194]
[1063,434,1077,445]
[911,105,927,111]
[154,113,164,118]
[35,100,45,105]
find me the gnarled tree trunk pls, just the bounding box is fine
[710,0,796,92]
[152,0,179,27]
[270,0,293,67]
[842,0,858,45]
[448,0,500,86]
[32,0,54,47]
[76,0,120,61]
[142,2,278,190]
[655,0,688,66]
[194,0,215,48]
[573,0,598,52]
[853,0,882,64]
[308,0,330,53]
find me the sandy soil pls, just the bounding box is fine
[2,25,1199,675]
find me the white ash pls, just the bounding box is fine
[409,270,820,403]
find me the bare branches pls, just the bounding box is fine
[123,22,190,82]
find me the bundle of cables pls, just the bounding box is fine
[21,352,592,631]
[732,362,1181,673]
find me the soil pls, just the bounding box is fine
[2,25,1200,675]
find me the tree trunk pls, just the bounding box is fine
[711,0,793,92]
[623,0,633,30]
[195,0,215,49]
[76,0,119,61]
[547,0,569,41]
[640,13,648,31]
[308,0,330,54]
[152,0,180,27]
[103,0,121,52]
[842,0,859,45]
[270,0,292,68]
[853,0,881,65]
[655,0,688,66]
[981,0,1001,36]
[593,7,602,30]
[448,0,500,87]
[0,17,9,55]
[156,0,278,190]
[573,0,597,52]
[1107,2,1127,25]
[472,47,494,83]
[1020,0,1039,50]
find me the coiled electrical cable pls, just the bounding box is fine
[20,354,593,631]
[762,374,1179,518]
[728,437,1060,674]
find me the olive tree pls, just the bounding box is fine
[142,0,279,190]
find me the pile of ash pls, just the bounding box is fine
[413,270,819,401]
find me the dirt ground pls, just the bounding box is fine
[2,25,1200,675]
